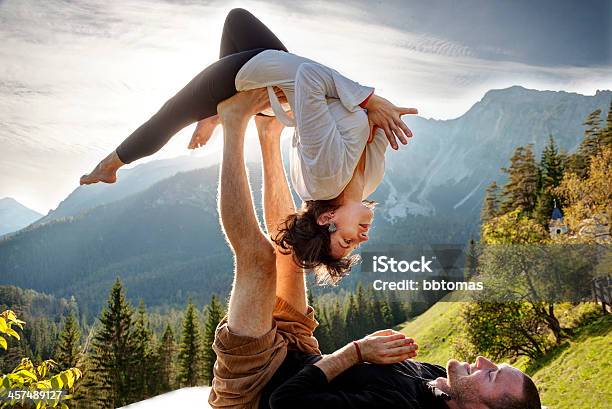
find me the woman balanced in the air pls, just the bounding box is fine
[80,8,418,283]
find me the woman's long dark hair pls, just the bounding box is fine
[273,199,375,285]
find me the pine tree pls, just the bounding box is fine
[157,324,177,393]
[329,300,346,349]
[67,295,81,326]
[481,181,500,222]
[314,306,334,354]
[500,145,539,214]
[366,287,383,330]
[131,299,154,401]
[379,300,395,329]
[541,135,565,187]
[309,293,333,354]
[534,135,565,225]
[307,291,315,308]
[55,312,82,372]
[464,238,479,280]
[202,295,225,385]
[70,323,98,409]
[385,291,406,325]
[603,99,612,147]
[72,353,98,409]
[146,334,161,397]
[343,294,359,341]
[582,109,603,155]
[568,109,605,178]
[354,284,372,337]
[177,299,204,387]
[87,278,136,408]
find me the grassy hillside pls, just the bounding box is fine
[397,300,464,365]
[527,315,611,408]
[397,301,612,408]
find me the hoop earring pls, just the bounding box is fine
[328,222,337,233]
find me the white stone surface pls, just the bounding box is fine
[118,387,211,409]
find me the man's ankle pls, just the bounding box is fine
[220,109,250,127]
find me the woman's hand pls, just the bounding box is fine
[355,329,418,364]
[365,94,418,150]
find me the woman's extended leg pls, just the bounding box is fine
[80,46,262,185]
[219,8,288,58]
[81,9,286,185]
[188,8,289,150]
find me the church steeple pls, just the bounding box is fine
[549,199,567,237]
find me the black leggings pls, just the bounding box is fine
[116,8,288,164]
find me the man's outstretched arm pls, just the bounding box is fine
[256,114,308,314]
[217,89,278,338]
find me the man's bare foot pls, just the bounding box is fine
[80,151,125,185]
[188,115,219,149]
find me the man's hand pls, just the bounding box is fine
[313,329,418,382]
[355,329,418,364]
[365,94,418,150]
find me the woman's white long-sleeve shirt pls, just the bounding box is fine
[235,50,388,201]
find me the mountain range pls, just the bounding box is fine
[0,198,42,236]
[376,86,612,221]
[1,86,610,318]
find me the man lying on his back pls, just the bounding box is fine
[209,88,542,409]
[270,346,542,409]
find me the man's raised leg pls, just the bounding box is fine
[254,114,320,358]
[210,89,291,408]
[216,89,279,338]
[255,114,308,314]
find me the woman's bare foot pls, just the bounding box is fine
[188,115,220,149]
[80,151,125,185]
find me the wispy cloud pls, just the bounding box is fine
[0,0,610,213]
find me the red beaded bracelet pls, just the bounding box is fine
[359,91,374,109]
[352,340,363,362]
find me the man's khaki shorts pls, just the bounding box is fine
[208,297,321,409]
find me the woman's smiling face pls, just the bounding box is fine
[318,201,374,259]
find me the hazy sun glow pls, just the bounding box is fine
[0,0,610,213]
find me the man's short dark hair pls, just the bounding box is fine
[486,374,541,409]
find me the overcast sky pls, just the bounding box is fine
[1,0,611,213]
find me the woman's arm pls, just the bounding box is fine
[297,62,374,112]
[294,63,418,158]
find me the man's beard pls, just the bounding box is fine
[446,361,481,405]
